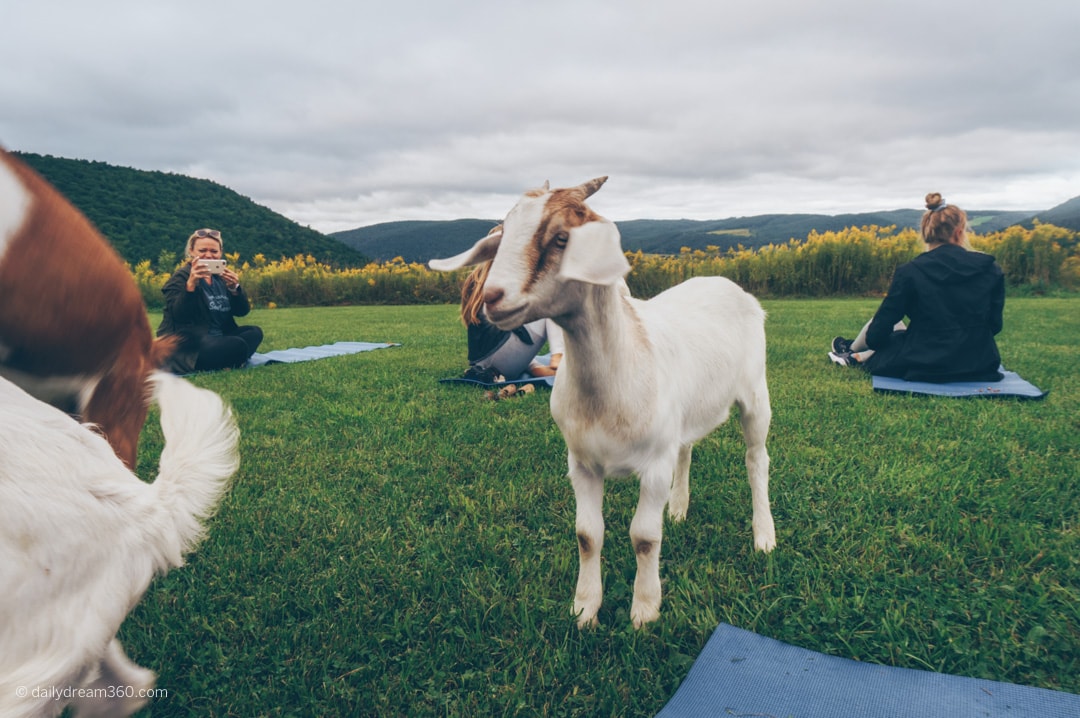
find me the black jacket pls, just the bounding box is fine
[157,264,252,373]
[466,313,533,364]
[864,243,1005,383]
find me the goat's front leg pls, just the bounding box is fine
[630,466,672,628]
[570,459,605,628]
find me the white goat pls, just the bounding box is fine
[0,372,239,718]
[430,177,775,628]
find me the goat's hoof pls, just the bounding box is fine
[575,608,600,629]
[630,602,661,628]
[573,600,601,628]
[574,608,600,626]
[754,534,777,553]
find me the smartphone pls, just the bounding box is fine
[201,259,227,274]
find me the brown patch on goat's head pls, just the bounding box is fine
[521,179,608,292]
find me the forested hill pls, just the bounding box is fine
[1029,194,1080,231]
[13,152,368,267]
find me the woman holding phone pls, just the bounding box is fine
[157,228,263,373]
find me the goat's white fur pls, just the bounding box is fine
[430,177,775,627]
[0,159,32,262]
[0,372,240,718]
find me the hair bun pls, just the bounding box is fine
[925,192,944,211]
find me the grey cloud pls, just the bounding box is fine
[2,0,1078,233]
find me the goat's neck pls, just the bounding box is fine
[557,284,647,397]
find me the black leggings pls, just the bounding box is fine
[194,326,264,371]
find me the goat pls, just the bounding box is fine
[0,148,176,468]
[430,177,776,628]
[0,371,239,718]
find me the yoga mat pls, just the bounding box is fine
[872,368,1047,399]
[657,623,1079,718]
[246,341,399,367]
[439,374,554,389]
[439,353,556,388]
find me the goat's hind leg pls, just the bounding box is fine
[667,443,692,521]
[630,466,672,628]
[71,639,156,718]
[571,461,605,628]
[739,388,775,552]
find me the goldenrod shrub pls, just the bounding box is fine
[130,224,1077,309]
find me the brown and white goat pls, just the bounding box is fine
[0,148,175,468]
[430,177,776,628]
[0,370,239,718]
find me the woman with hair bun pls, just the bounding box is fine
[828,193,1005,383]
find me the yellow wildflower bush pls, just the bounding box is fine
[130,224,1077,309]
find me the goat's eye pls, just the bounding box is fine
[554,231,569,248]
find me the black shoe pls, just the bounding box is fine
[828,351,858,367]
[831,336,853,354]
[463,366,499,383]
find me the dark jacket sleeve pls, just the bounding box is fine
[230,286,252,318]
[989,267,1005,335]
[160,266,206,331]
[156,265,204,373]
[865,267,911,350]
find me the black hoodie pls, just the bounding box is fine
[864,243,1005,382]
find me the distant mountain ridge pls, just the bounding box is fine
[12,151,1076,267]
[334,203,1074,264]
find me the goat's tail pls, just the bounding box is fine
[147,371,240,567]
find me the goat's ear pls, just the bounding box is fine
[428,226,503,271]
[559,220,630,285]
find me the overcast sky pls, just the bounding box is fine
[3,1,1078,233]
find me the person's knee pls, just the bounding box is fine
[239,325,263,354]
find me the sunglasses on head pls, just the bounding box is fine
[194,229,221,239]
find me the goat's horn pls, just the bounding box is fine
[578,176,608,199]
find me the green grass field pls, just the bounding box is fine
[126,298,1079,716]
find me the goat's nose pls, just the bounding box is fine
[483,286,504,306]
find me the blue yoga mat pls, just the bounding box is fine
[872,368,1047,399]
[246,341,399,367]
[439,374,554,389]
[657,623,1079,718]
[439,354,556,388]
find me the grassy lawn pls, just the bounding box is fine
[126,297,1079,716]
